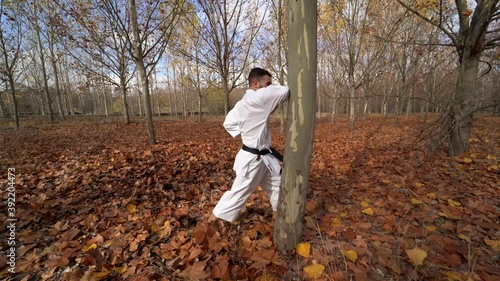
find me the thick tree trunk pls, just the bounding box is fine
[274,0,317,252]
[448,53,479,156]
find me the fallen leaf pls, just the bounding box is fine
[82,244,97,253]
[341,249,358,262]
[411,198,424,205]
[362,208,374,216]
[303,263,325,278]
[332,217,342,227]
[425,225,437,232]
[458,234,470,242]
[448,199,461,207]
[484,238,500,252]
[126,204,137,213]
[112,264,127,273]
[405,247,427,266]
[414,182,425,188]
[360,201,370,208]
[443,270,462,280]
[426,192,436,199]
[296,242,311,258]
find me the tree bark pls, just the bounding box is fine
[35,15,54,123]
[274,0,317,252]
[49,30,65,121]
[129,0,156,144]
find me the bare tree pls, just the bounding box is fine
[62,0,139,123]
[0,1,24,128]
[186,0,268,115]
[98,0,184,143]
[397,0,500,155]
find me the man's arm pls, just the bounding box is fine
[223,106,241,138]
[261,85,289,113]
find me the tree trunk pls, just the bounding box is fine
[129,0,156,144]
[36,20,54,123]
[274,0,317,252]
[348,80,356,129]
[222,76,230,115]
[7,76,19,129]
[49,38,65,120]
[120,76,130,124]
[448,53,479,156]
[277,0,286,133]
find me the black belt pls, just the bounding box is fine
[242,144,284,162]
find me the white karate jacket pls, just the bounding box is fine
[223,85,289,178]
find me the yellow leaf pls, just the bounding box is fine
[484,238,500,252]
[162,221,171,229]
[82,244,97,252]
[303,264,325,278]
[414,182,425,188]
[458,234,470,242]
[470,153,477,158]
[360,201,370,208]
[362,208,374,216]
[462,157,472,163]
[340,212,347,218]
[426,193,436,199]
[393,183,402,188]
[126,204,137,213]
[411,198,424,205]
[341,249,358,262]
[405,247,427,266]
[328,206,337,213]
[92,270,111,280]
[112,264,128,274]
[443,270,462,281]
[380,178,390,184]
[425,225,437,232]
[486,154,497,160]
[296,242,311,258]
[332,217,342,227]
[448,199,461,207]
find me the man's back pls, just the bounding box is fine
[224,85,289,149]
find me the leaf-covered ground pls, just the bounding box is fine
[0,116,499,281]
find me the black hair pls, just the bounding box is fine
[248,68,272,86]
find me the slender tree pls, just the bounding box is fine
[0,1,24,129]
[187,0,267,114]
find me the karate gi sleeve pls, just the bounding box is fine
[223,107,241,138]
[261,85,289,113]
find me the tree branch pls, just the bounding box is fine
[396,0,458,47]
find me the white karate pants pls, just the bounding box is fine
[212,157,281,222]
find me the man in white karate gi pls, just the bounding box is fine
[209,68,289,223]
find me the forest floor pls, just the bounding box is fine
[0,115,499,281]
